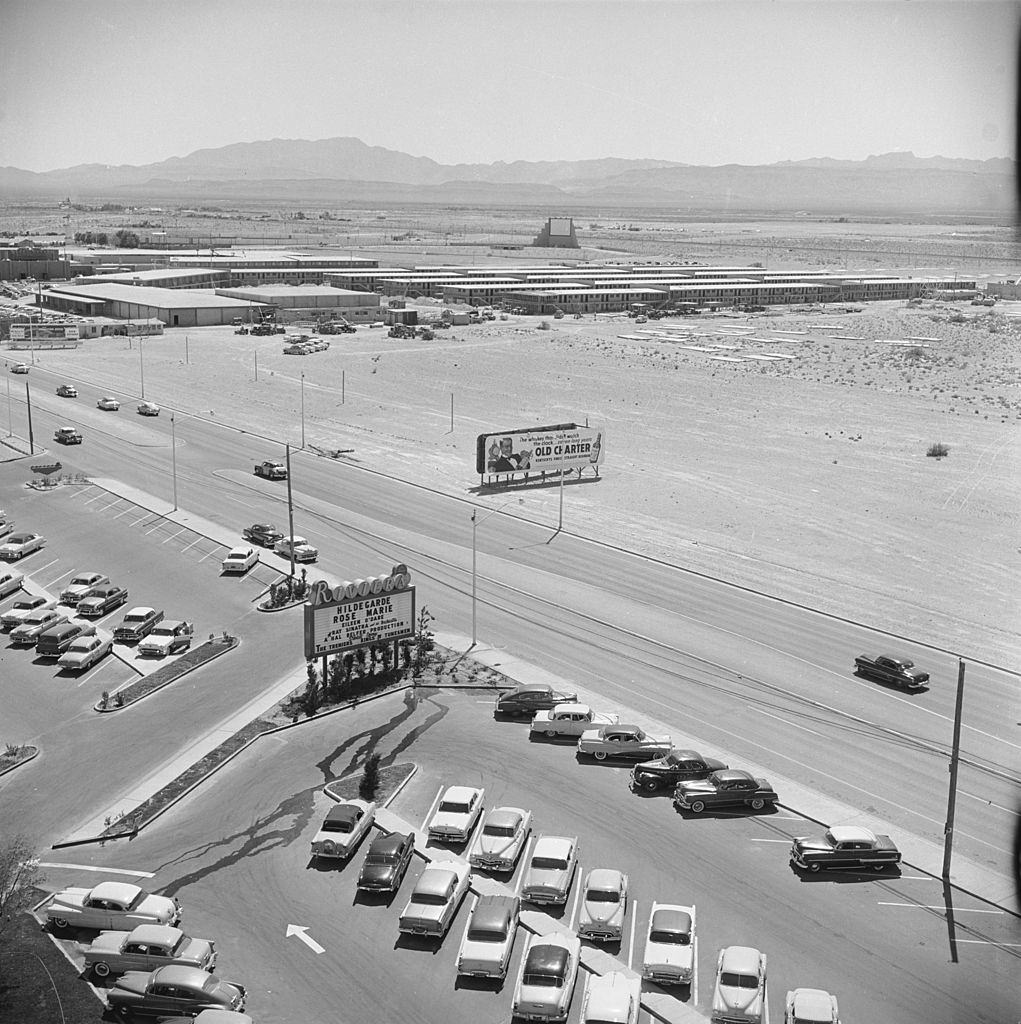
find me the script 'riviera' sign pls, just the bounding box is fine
[303,564,416,659]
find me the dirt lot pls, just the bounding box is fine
[16,295,1019,670]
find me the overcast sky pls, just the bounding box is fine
[3,0,1017,172]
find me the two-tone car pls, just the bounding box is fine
[97,396,121,411]
[310,800,376,861]
[114,606,165,643]
[60,571,110,605]
[10,607,66,645]
[241,523,283,547]
[0,518,13,540]
[10,362,29,374]
[456,894,520,979]
[397,860,470,939]
[138,401,161,416]
[221,547,259,574]
[467,806,531,872]
[1,595,54,630]
[0,568,24,598]
[529,702,619,740]
[581,971,641,1024]
[138,620,193,657]
[495,683,579,718]
[631,749,730,793]
[785,988,840,1024]
[274,534,318,563]
[0,531,46,560]
[106,965,244,1017]
[673,769,777,815]
[427,785,484,844]
[711,946,767,1024]
[642,902,696,985]
[577,868,629,943]
[46,881,181,932]
[56,384,78,398]
[512,930,581,1022]
[790,826,901,874]
[54,426,83,445]
[83,924,216,979]
[521,834,579,906]
[58,632,114,671]
[578,724,673,762]
[356,830,416,893]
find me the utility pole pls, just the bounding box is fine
[942,659,966,880]
[170,413,178,511]
[285,443,296,581]
[25,381,34,454]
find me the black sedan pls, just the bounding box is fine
[495,684,579,717]
[630,749,730,792]
[673,769,777,814]
[357,830,415,893]
[242,523,284,547]
[106,965,245,1017]
[77,585,129,618]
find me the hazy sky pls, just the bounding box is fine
[3,0,1017,171]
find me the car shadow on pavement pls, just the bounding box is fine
[454,973,507,993]
[673,806,779,820]
[789,864,903,883]
[394,933,443,954]
[352,889,399,908]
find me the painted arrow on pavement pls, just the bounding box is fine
[285,924,325,954]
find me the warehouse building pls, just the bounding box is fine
[214,285,381,321]
[79,267,230,289]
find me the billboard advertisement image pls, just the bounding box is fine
[476,423,604,478]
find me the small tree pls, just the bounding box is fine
[0,834,44,946]
[359,753,381,800]
[414,607,435,676]
[303,662,321,717]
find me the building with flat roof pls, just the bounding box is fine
[215,285,381,321]
[79,267,230,289]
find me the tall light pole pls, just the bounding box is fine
[139,338,145,400]
[170,412,178,511]
[471,502,514,647]
[300,373,305,449]
[6,375,11,438]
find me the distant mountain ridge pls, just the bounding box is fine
[0,137,1014,215]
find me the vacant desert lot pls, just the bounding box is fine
[16,299,1021,668]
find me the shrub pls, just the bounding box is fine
[926,442,950,459]
[359,753,381,800]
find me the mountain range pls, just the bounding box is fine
[1,137,1015,216]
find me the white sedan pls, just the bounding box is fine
[512,930,581,1022]
[58,634,114,672]
[310,800,376,860]
[274,535,318,563]
[397,860,471,939]
[456,894,520,979]
[642,902,696,985]
[0,568,24,598]
[427,785,484,844]
[60,571,110,605]
[137,401,161,416]
[221,547,259,574]
[97,396,121,411]
[577,868,629,943]
[0,532,46,560]
[581,971,641,1024]
[467,806,531,871]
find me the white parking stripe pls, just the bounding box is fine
[196,548,219,563]
[112,507,135,519]
[877,902,1004,914]
[748,838,791,843]
[180,536,204,553]
[692,934,699,1004]
[36,862,155,877]
[161,528,188,545]
[420,785,444,834]
[627,900,637,968]
[30,558,58,574]
[45,570,74,587]
[568,874,582,929]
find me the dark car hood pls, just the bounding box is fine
[113,972,151,996]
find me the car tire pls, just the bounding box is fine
[545,729,557,738]
[750,798,766,810]
[690,800,705,814]
[51,916,70,930]
[808,862,821,873]
[93,961,111,978]
[593,750,608,761]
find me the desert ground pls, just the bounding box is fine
[13,293,1020,670]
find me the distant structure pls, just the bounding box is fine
[533,217,579,249]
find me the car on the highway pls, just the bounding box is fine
[137,619,193,657]
[77,584,129,617]
[83,924,217,979]
[137,401,161,416]
[106,965,245,1017]
[54,425,83,444]
[578,724,673,762]
[577,868,629,943]
[790,826,901,873]
[58,632,114,671]
[221,546,259,574]
[581,970,641,1024]
[113,606,165,643]
[467,805,532,871]
[427,785,484,843]
[1,594,54,629]
[397,860,470,938]
[674,769,777,815]
[0,531,46,560]
[711,945,767,1024]
[512,930,581,1023]
[529,702,619,740]
[456,893,520,979]
[356,830,416,893]
[642,902,696,985]
[274,534,318,563]
[784,987,840,1024]
[241,523,284,547]
[45,881,181,932]
[10,607,67,645]
[0,568,24,598]
[10,362,29,374]
[60,571,110,605]
[97,396,121,411]
[853,652,929,691]
[56,384,77,397]
[630,749,730,792]
[521,834,579,906]
[310,800,376,861]
[495,683,578,717]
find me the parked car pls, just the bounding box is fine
[529,702,619,740]
[398,860,471,939]
[97,396,121,411]
[54,425,83,444]
[241,523,283,547]
[512,930,581,1022]
[427,785,484,843]
[113,606,165,643]
[310,800,376,861]
[138,620,193,657]
[578,724,673,761]
[356,830,416,893]
[274,534,318,563]
[58,633,114,671]
[0,518,13,540]
[36,620,95,658]
[162,1010,253,1024]
[56,384,77,397]
[0,531,46,560]
[456,894,520,979]
[854,652,929,691]
[581,971,641,1024]
[60,571,110,605]
[631,749,730,792]
[674,769,777,815]
[221,546,259,574]
[106,965,245,1017]
[46,881,181,932]
[83,924,216,979]
[712,946,767,1024]
[10,362,29,374]
[521,834,579,906]
[467,806,531,871]
[577,868,629,943]
[790,826,901,873]
[1,594,54,629]
[10,607,67,645]
[642,903,696,985]
[785,988,840,1024]
[495,683,578,717]
[0,568,24,598]
[77,584,129,618]
[137,401,161,416]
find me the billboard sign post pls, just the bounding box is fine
[475,422,604,485]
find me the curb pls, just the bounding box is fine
[0,744,39,777]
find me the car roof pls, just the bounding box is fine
[827,826,875,843]
[651,906,693,935]
[127,924,182,945]
[720,945,762,973]
[585,868,625,891]
[790,988,835,1015]
[325,804,362,826]
[586,971,635,1012]
[152,964,211,986]
[416,865,459,895]
[485,806,525,829]
[502,684,552,697]
[369,830,410,854]
[525,941,570,977]
[441,785,480,802]
[471,894,518,930]
[533,834,575,857]
[550,702,588,714]
[713,769,755,783]
[91,881,142,903]
[226,547,253,556]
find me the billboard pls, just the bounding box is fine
[10,324,80,342]
[303,565,415,659]
[476,423,604,477]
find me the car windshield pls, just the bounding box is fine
[523,971,562,987]
[366,853,396,865]
[12,600,35,610]
[322,821,353,833]
[483,824,516,837]
[587,889,620,903]
[151,625,174,636]
[651,929,689,945]
[439,801,470,814]
[531,857,568,871]
[467,926,506,943]
[410,891,448,905]
[70,576,93,585]
[721,972,759,989]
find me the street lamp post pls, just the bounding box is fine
[170,412,178,511]
[139,338,145,400]
[300,373,305,449]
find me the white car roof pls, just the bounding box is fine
[89,881,143,904]
[827,825,876,843]
[442,785,482,802]
[533,834,575,858]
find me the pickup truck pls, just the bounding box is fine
[113,607,165,643]
[791,826,901,873]
[54,426,83,444]
[529,703,619,740]
[253,460,287,480]
[854,653,929,691]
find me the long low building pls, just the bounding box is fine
[215,285,380,321]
